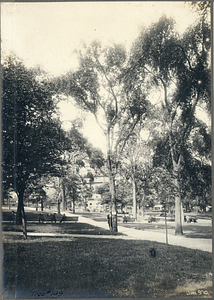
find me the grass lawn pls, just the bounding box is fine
[79,212,108,222]
[121,222,212,239]
[3,235,212,298]
[2,222,122,236]
[79,212,212,239]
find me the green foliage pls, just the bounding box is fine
[127,15,211,225]
[96,182,111,205]
[2,56,66,200]
[180,124,211,202]
[189,1,211,16]
[153,137,172,170]
[87,148,105,170]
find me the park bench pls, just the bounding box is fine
[2,211,17,223]
[122,215,135,223]
[2,211,20,223]
[184,215,197,223]
[38,213,78,223]
[38,213,56,223]
[65,216,78,222]
[148,215,156,223]
[2,211,78,224]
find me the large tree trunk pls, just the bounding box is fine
[58,198,61,214]
[62,181,66,211]
[107,132,118,232]
[41,193,43,211]
[132,177,137,220]
[84,197,87,211]
[16,189,27,239]
[72,188,75,214]
[109,174,117,232]
[8,194,11,210]
[173,160,183,236]
[141,192,145,216]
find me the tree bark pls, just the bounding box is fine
[173,160,183,236]
[40,192,43,211]
[109,174,118,232]
[72,188,75,214]
[140,192,145,217]
[8,194,11,210]
[84,197,87,211]
[16,189,27,239]
[107,127,118,231]
[58,198,61,214]
[62,181,66,211]
[132,177,137,220]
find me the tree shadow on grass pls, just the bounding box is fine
[2,222,123,236]
[3,238,212,298]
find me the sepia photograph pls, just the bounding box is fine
[1,1,212,298]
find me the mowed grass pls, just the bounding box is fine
[121,222,212,239]
[3,236,212,298]
[2,222,121,236]
[79,212,212,239]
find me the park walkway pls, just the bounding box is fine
[71,213,212,253]
[2,208,212,253]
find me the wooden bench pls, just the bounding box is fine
[184,215,197,223]
[148,215,156,223]
[38,213,56,223]
[122,216,135,223]
[38,213,78,223]
[2,211,17,223]
[2,211,78,224]
[65,216,78,222]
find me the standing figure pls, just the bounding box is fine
[107,212,113,231]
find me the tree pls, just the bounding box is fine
[126,15,211,235]
[118,127,153,219]
[2,56,67,238]
[25,177,47,211]
[59,42,149,231]
[180,122,211,211]
[115,178,133,212]
[80,179,93,212]
[96,182,111,207]
[56,126,104,213]
[188,1,211,17]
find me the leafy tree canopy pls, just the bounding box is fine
[2,56,69,221]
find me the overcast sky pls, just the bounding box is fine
[1,2,203,152]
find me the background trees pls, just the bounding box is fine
[124,15,211,235]
[55,125,106,213]
[118,127,153,219]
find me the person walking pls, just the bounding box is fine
[107,212,113,231]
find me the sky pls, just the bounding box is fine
[1,2,206,152]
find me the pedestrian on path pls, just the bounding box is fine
[107,212,113,231]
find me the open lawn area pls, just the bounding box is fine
[79,212,109,222]
[3,235,212,298]
[78,212,212,239]
[121,222,212,239]
[2,222,121,236]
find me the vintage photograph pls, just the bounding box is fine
[1,1,212,298]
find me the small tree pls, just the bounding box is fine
[119,126,153,219]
